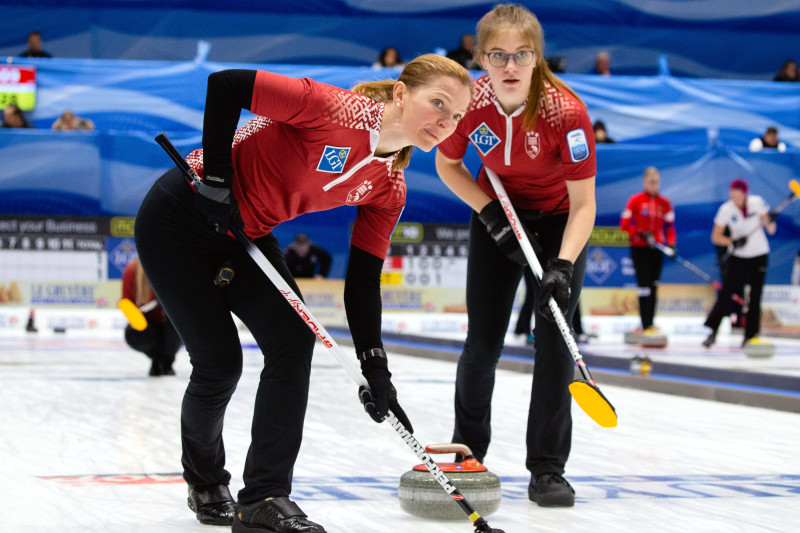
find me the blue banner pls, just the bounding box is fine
[1,58,798,281]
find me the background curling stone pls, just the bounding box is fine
[624,328,643,345]
[640,335,667,348]
[639,328,667,348]
[398,443,501,520]
[743,337,776,358]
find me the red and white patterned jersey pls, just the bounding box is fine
[186,70,405,260]
[437,74,596,214]
[620,192,677,247]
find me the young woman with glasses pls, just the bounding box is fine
[435,3,597,508]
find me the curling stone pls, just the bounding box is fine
[398,443,501,520]
[743,337,776,359]
[639,327,667,348]
[624,328,643,345]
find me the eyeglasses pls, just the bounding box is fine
[485,50,536,68]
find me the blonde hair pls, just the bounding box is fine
[475,3,583,131]
[352,53,473,170]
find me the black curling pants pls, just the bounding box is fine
[630,246,664,329]
[134,169,316,504]
[452,212,587,477]
[124,319,182,368]
[705,254,767,341]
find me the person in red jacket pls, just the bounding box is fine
[620,166,676,336]
[135,55,472,531]
[436,4,596,508]
[121,256,182,376]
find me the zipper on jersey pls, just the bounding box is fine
[322,155,374,191]
[494,101,525,167]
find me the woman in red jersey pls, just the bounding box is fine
[436,4,596,508]
[135,55,472,532]
[620,166,677,336]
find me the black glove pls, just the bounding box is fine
[768,211,778,223]
[732,236,747,249]
[194,180,241,234]
[358,348,413,433]
[537,258,573,321]
[478,200,541,264]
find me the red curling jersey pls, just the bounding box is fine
[620,192,676,247]
[437,75,596,214]
[186,70,406,260]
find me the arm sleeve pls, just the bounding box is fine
[620,196,635,236]
[664,201,677,245]
[344,245,384,353]
[201,69,257,188]
[121,262,136,301]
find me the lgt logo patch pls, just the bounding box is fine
[469,123,500,156]
[317,145,351,173]
[347,180,373,203]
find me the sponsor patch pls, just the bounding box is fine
[566,129,589,162]
[469,123,501,156]
[317,145,351,173]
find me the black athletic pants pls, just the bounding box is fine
[124,320,182,369]
[135,168,315,504]
[630,246,664,329]
[705,254,767,340]
[453,212,587,477]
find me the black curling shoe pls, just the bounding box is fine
[187,484,236,526]
[233,496,326,532]
[528,473,575,507]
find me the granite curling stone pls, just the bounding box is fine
[640,332,668,348]
[743,336,776,359]
[398,443,501,520]
[623,328,643,345]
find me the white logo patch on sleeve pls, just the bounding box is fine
[566,129,589,162]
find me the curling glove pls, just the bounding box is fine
[358,348,414,433]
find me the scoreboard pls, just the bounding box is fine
[383,222,470,288]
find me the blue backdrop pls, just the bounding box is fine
[2,1,800,79]
[1,58,798,283]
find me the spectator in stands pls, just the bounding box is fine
[546,56,567,73]
[19,30,52,58]
[591,51,611,75]
[2,104,33,128]
[373,46,404,69]
[702,178,776,348]
[122,256,182,376]
[51,110,95,131]
[593,120,615,143]
[792,250,800,285]
[620,166,676,340]
[749,126,787,152]
[284,233,332,279]
[447,33,478,69]
[773,59,799,82]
